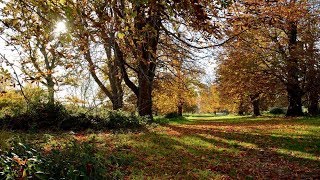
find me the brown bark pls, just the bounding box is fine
[137,65,154,118]
[305,24,319,116]
[251,96,261,116]
[177,104,183,117]
[238,101,245,116]
[285,21,304,116]
[46,76,55,107]
[105,36,124,110]
[286,85,304,116]
[308,91,319,116]
[115,3,161,120]
[82,36,124,110]
[134,6,160,119]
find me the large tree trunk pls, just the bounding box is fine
[251,95,261,116]
[238,101,245,115]
[177,103,183,117]
[114,2,161,120]
[137,62,154,119]
[132,6,160,119]
[111,96,123,110]
[253,101,260,116]
[46,76,55,107]
[177,105,183,117]
[285,21,304,116]
[305,23,319,116]
[106,57,124,110]
[82,34,124,110]
[286,85,304,116]
[308,91,319,116]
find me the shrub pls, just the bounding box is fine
[0,142,45,179]
[43,139,106,179]
[105,110,147,129]
[0,139,107,179]
[2,102,69,130]
[59,113,101,131]
[165,112,181,119]
[27,102,69,129]
[0,101,147,131]
[59,110,147,131]
[154,117,170,125]
[0,87,70,130]
[0,91,26,118]
[269,107,286,115]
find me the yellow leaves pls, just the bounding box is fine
[199,85,222,113]
[12,19,19,27]
[65,63,73,69]
[66,95,86,104]
[59,0,66,4]
[117,32,125,39]
[12,156,27,166]
[153,75,197,114]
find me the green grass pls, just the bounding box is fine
[1,115,320,178]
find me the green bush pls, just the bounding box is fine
[59,110,147,131]
[27,102,69,129]
[59,113,101,131]
[105,110,147,129]
[165,112,181,119]
[43,139,106,179]
[0,142,45,179]
[0,99,147,131]
[0,87,70,130]
[0,91,26,118]
[154,117,170,125]
[269,107,286,115]
[0,139,107,179]
[2,102,69,130]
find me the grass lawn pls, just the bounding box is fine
[1,115,320,179]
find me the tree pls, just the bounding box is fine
[111,0,225,119]
[198,84,222,114]
[0,0,73,106]
[58,0,228,119]
[65,1,125,110]
[224,0,320,116]
[301,3,320,115]
[153,62,199,116]
[216,36,284,116]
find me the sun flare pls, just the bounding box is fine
[54,21,67,35]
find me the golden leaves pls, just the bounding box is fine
[117,32,125,39]
[12,156,27,166]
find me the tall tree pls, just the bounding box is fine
[153,59,200,116]
[224,0,319,116]
[111,0,224,119]
[0,0,72,106]
[198,84,223,114]
[216,44,283,116]
[62,1,125,110]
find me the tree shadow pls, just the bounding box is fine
[165,124,320,156]
[129,128,320,179]
[178,116,320,128]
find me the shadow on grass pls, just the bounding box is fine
[178,116,320,128]
[154,116,192,125]
[129,130,320,179]
[165,124,320,156]
[184,113,227,117]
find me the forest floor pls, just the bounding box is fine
[1,115,320,179]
